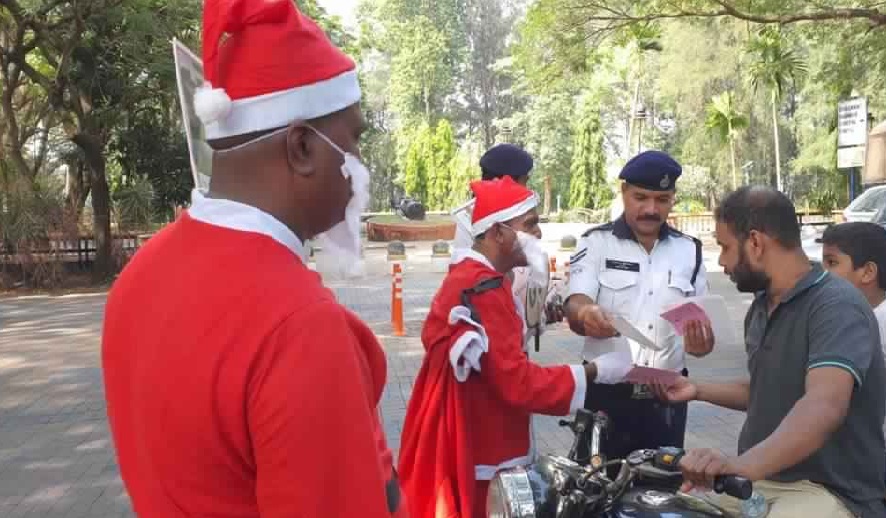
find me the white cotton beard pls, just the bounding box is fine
[316,154,371,279]
[516,231,547,279]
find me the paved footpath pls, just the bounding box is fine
[0,250,768,517]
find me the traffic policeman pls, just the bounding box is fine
[564,150,714,461]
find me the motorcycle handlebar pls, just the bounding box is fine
[713,475,753,500]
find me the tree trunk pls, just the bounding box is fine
[626,78,641,156]
[729,124,738,190]
[626,52,645,157]
[772,91,783,191]
[72,133,112,279]
[65,162,90,218]
[544,174,552,215]
[0,84,34,181]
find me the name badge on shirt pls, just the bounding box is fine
[605,259,640,272]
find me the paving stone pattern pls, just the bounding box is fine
[0,253,844,517]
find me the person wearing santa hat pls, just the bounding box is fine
[102,1,403,517]
[397,177,634,518]
[451,144,535,255]
[451,144,563,351]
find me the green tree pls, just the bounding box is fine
[362,0,467,126]
[500,92,576,212]
[401,122,433,202]
[705,91,749,190]
[548,1,886,41]
[447,139,481,209]
[0,0,200,278]
[460,0,519,148]
[568,106,610,210]
[386,17,451,124]
[296,0,358,54]
[427,119,457,211]
[746,27,807,191]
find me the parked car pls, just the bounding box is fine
[843,184,886,222]
[804,204,886,262]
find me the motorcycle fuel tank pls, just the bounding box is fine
[603,487,731,518]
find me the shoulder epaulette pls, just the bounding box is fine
[581,221,614,238]
[666,227,704,284]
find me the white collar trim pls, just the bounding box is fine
[451,248,496,270]
[187,189,306,262]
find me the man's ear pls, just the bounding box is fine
[861,261,879,286]
[490,223,507,244]
[747,230,765,261]
[285,123,315,177]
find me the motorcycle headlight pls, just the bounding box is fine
[487,467,538,518]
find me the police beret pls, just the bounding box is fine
[480,144,534,181]
[619,150,682,191]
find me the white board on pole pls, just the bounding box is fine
[838,146,866,169]
[838,97,868,148]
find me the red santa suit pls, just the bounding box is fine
[103,2,403,517]
[398,178,587,518]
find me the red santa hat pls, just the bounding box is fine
[195,0,361,141]
[469,177,539,237]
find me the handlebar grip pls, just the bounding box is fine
[713,475,753,500]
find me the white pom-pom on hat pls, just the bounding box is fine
[193,81,232,124]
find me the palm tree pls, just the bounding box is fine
[746,27,807,192]
[705,91,749,190]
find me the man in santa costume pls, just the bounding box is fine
[102,1,403,517]
[451,145,563,350]
[398,177,634,518]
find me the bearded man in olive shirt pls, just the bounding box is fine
[657,186,886,518]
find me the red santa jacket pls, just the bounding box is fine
[103,197,404,518]
[398,252,585,518]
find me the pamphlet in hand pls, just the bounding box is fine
[624,366,682,387]
[660,295,737,346]
[611,315,662,351]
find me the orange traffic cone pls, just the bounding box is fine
[391,262,406,337]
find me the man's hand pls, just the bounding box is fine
[577,304,619,338]
[590,349,634,384]
[545,301,565,324]
[651,376,698,404]
[683,320,714,357]
[678,448,747,493]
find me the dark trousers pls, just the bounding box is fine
[576,370,689,463]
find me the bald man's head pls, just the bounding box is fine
[715,186,801,249]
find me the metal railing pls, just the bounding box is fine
[668,211,841,235]
[1,234,151,268]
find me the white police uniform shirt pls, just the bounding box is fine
[567,216,707,371]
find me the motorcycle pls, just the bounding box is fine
[487,409,753,518]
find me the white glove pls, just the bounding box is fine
[592,349,634,385]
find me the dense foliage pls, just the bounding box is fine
[3,0,884,283]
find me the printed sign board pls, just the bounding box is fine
[172,38,213,193]
[838,97,868,149]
